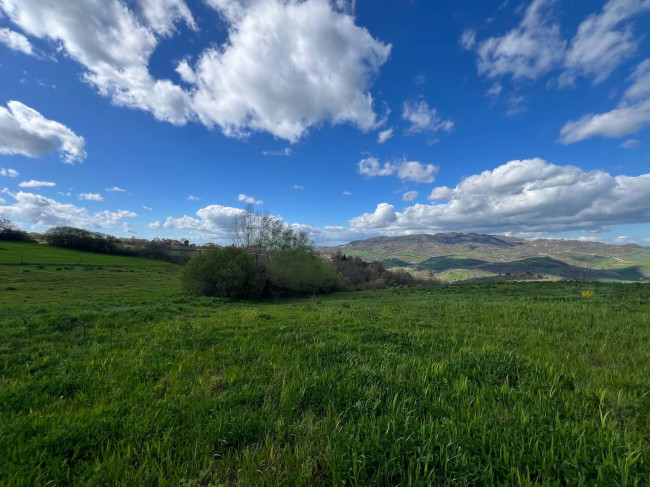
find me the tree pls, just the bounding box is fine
[182,246,262,298]
[0,219,31,241]
[230,204,313,264]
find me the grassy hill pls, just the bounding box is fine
[1,241,649,484]
[327,233,650,282]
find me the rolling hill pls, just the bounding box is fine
[325,233,650,282]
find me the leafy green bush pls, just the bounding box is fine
[182,246,262,299]
[264,249,346,297]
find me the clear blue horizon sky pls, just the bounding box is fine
[1,0,649,246]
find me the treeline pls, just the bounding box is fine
[0,219,33,242]
[42,226,192,264]
[332,253,431,290]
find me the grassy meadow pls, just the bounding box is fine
[1,242,649,485]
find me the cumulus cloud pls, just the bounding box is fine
[377,128,394,143]
[428,186,454,200]
[350,158,650,234]
[0,0,390,142]
[190,0,391,142]
[559,58,650,143]
[0,27,34,55]
[148,204,244,235]
[238,193,263,205]
[0,0,196,125]
[106,186,126,192]
[187,195,201,201]
[358,157,438,183]
[1,168,19,177]
[349,202,397,229]
[402,190,418,202]
[18,180,55,188]
[402,99,453,135]
[0,101,86,162]
[79,193,103,201]
[561,0,650,86]
[0,190,136,228]
[473,0,566,80]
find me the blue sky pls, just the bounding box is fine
[1,0,649,246]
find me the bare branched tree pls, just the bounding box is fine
[230,204,313,266]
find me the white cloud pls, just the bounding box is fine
[190,0,391,142]
[148,203,244,235]
[106,186,126,192]
[18,180,55,188]
[377,128,394,143]
[143,205,153,211]
[402,99,453,135]
[428,186,454,200]
[559,58,650,143]
[616,235,629,240]
[402,191,419,202]
[294,185,304,190]
[79,193,103,201]
[187,195,201,201]
[460,29,476,50]
[263,148,293,156]
[469,0,650,87]
[349,158,650,234]
[474,0,566,80]
[486,82,503,98]
[0,101,86,162]
[358,157,438,183]
[1,168,19,177]
[122,221,136,234]
[0,190,136,228]
[238,193,263,205]
[621,138,642,148]
[578,235,599,242]
[1,0,390,142]
[342,190,352,195]
[349,202,397,229]
[561,0,650,86]
[0,27,34,55]
[0,0,196,125]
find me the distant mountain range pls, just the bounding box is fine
[325,233,650,282]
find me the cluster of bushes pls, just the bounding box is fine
[183,208,346,299]
[0,219,32,242]
[332,253,429,290]
[182,206,433,300]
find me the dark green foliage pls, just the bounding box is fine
[333,252,424,289]
[182,247,262,299]
[264,250,345,297]
[0,219,32,241]
[45,226,122,253]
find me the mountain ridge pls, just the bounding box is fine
[324,233,650,282]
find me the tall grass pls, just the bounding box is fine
[0,243,649,485]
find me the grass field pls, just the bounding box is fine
[1,242,649,485]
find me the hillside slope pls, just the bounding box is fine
[326,233,650,282]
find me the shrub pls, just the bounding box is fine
[182,247,262,299]
[264,250,346,297]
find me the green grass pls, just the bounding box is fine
[1,242,649,485]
